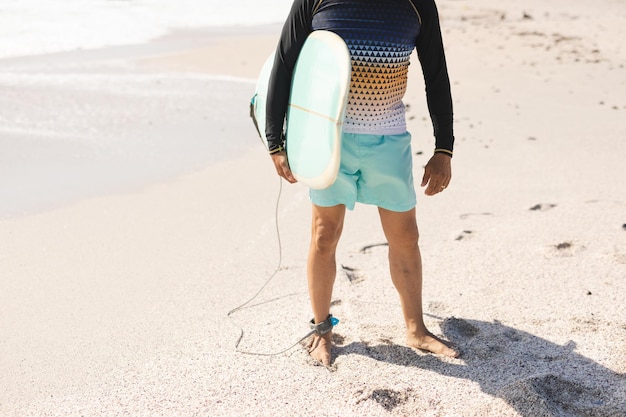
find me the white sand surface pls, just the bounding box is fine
[1,1,625,416]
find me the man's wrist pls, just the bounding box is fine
[269,145,285,155]
[434,148,453,157]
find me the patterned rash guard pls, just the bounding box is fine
[265,0,454,156]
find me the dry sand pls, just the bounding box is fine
[1,0,625,416]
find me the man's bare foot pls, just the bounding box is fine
[407,331,459,358]
[308,332,332,366]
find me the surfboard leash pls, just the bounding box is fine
[226,100,311,357]
[226,175,291,356]
[225,175,339,357]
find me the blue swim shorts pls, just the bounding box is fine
[309,132,417,212]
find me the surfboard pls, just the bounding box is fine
[251,30,351,189]
[250,53,274,151]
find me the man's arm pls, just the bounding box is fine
[265,0,315,154]
[413,0,454,156]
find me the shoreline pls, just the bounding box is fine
[0,23,283,75]
[0,25,281,218]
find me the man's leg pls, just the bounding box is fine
[307,203,346,366]
[378,207,458,357]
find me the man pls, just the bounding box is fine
[265,0,458,366]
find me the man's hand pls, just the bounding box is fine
[271,151,297,183]
[421,153,451,196]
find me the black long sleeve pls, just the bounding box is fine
[412,0,454,152]
[265,0,315,152]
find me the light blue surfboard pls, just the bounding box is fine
[251,53,274,151]
[251,30,351,189]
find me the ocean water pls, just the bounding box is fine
[0,0,294,216]
[0,73,261,216]
[0,0,293,59]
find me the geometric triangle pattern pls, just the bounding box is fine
[312,0,421,134]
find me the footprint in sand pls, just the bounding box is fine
[341,264,365,283]
[368,388,413,412]
[547,241,586,258]
[354,387,413,412]
[569,317,603,334]
[359,243,388,254]
[529,203,557,211]
[455,230,475,241]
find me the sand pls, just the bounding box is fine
[1,0,625,416]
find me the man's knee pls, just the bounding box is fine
[379,208,420,248]
[391,228,419,250]
[386,219,419,250]
[311,218,343,253]
[310,205,345,253]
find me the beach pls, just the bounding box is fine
[1,0,625,416]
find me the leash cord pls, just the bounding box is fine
[226,99,315,356]
[226,162,314,357]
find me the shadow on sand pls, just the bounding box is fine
[334,318,626,416]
